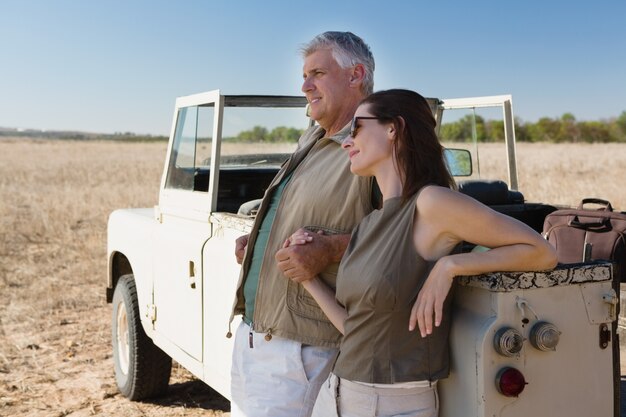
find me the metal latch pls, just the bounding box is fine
[599,323,611,349]
[602,289,618,321]
[147,304,157,323]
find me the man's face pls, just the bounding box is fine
[301,49,354,131]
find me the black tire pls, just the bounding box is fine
[112,274,172,400]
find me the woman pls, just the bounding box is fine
[285,89,557,417]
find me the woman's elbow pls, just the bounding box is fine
[536,240,558,270]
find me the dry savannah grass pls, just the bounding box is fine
[0,138,625,416]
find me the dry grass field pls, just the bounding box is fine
[0,138,625,416]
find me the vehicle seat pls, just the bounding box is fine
[457,179,556,233]
[457,180,524,205]
[238,199,262,216]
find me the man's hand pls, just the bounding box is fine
[235,234,250,265]
[275,229,350,283]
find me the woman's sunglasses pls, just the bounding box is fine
[350,116,384,138]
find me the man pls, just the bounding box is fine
[229,31,376,417]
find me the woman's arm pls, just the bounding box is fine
[301,278,347,335]
[409,186,558,337]
[280,230,348,334]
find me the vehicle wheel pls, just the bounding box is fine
[112,274,172,400]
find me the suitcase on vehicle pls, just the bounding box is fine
[542,198,626,282]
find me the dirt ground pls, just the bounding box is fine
[1,138,625,416]
[0,139,229,416]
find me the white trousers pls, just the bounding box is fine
[312,373,439,417]
[230,320,338,417]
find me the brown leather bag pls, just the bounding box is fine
[542,198,626,282]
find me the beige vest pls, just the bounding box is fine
[231,124,374,347]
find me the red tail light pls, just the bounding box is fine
[496,367,527,397]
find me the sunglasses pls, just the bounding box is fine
[349,116,384,138]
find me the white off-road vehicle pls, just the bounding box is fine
[106,90,620,416]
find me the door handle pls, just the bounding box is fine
[188,261,196,289]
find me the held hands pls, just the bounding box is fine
[235,234,249,265]
[409,257,455,338]
[282,229,316,248]
[275,228,331,283]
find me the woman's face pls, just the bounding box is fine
[342,104,395,177]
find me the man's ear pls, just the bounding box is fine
[349,64,366,87]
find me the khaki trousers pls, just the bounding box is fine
[230,320,338,417]
[311,373,438,417]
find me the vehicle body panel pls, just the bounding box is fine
[440,263,615,416]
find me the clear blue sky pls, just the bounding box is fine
[1,0,624,135]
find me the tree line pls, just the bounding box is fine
[224,126,304,143]
[226,111,626,144]
[440,112,626,143]
[3,110,625,143]
[0,129,168,142]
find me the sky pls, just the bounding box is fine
[1,0,625,136]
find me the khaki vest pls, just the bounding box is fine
[230,124,374,347]
[334,193,452,383]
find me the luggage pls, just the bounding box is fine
[542,198,626,282]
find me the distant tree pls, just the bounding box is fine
[485,120,504,142]
[528,117,561,142]
[268,126,302,142]
[514,117,532,142]
[440,115,485,142]
[617,111,626,136]
[236,126,268,142]
[227,125,305,143]
[579,121,612,142]
[439,121,464,142]
[557,113,581,142]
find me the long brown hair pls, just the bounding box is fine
[360,89,455,202]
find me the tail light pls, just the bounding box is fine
[494,327,524,357]
[529,321,560,351]
[496,367,527,397]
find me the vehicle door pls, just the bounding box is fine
[152,91,221,370]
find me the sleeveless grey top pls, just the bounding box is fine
[334,191,453,383]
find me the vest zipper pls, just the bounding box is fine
[252,139,322,333]
[226,128,323,340]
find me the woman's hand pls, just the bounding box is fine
[409,257,455,338]
[282,229,315,248]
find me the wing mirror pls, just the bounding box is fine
[444,148,472,176]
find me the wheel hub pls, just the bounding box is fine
[116,301,130,375]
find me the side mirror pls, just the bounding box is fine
[444,148,472,176]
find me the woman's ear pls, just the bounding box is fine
[387,123,396,141]
[388,116,405,141]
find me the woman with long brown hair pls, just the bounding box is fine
[284,89,557,416]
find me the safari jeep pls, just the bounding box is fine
[106,90,620,416]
